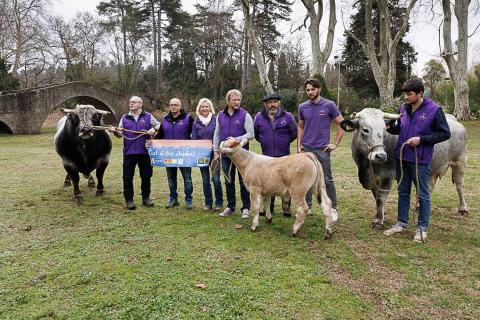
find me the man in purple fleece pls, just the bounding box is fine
[254,93,297,217]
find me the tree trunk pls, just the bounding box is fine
[156,4,163,106]
[301,0,336,76]
[441,0,471,119]
[151,1,158,104]
[241,26,249,90]
[242,0,273,94]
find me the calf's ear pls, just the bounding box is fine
[340,119,358,132]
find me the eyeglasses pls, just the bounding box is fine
[170,104,180,106]
[129,101,141,104]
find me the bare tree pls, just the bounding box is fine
[241,0,273,94]
[440,0,477,120]
[346,0,417,106]
[300,0,336,76]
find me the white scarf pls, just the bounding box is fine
[198,113,213,127]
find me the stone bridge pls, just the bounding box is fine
[0,81,151,134]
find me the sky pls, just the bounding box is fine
[52,0,480,76]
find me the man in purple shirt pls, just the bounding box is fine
[254,93,297,216]
[297,78,345,222]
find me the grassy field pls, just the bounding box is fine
[0,122,479,319]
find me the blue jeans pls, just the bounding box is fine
[221,156,250,211]
[200,166,223,207]
[396,160,431,231]
[166,167,193,202]
[304,147,337,209]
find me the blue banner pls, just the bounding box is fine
[146,139,213,167]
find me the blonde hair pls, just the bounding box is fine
[196,98,216,116]
[225,89,242,103]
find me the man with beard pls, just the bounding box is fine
[297,78,344,222]
[253,93,297,217]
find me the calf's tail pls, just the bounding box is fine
[304,152,328,205]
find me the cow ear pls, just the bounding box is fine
[385,119,397,129]
[340,119,358,132]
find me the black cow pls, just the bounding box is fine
[341,108,468,229]
[54,105,112,202]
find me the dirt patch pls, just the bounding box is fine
[42,111,64,128]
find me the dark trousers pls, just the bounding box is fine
[221,156,250,211]
[200,166,223,207]
[304,147,337,209]
[123,154,153,202]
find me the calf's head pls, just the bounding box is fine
[340,108,401,163]
[219,138,247,155]
[61,105,110,140]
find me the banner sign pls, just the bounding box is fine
[146,139,213,167]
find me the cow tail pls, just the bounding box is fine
[304,152,326,205]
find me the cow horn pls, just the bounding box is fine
[382,112,402,120]
[61,108,75,113]
[95,109,110,115]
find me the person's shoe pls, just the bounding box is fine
[331,208,339,223]
[126,201,136,210]
[283,211,292,217]
[165,198,179,209]
[413,229,427,243]
[142,198,154,207]
[219,207,234,217]
[259,211,266,216]
[241,208,250,219]
[203,205,212,211]
[214,205,223,212]
[185,200,193,210]
[383,224,406,236]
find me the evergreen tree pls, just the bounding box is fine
[0,58,20,91]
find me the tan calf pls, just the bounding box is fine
[219,138,334,239]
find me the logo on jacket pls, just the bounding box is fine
[280,118,287,125]
[318,109,327,116]
[234,119,241,125]
[418,113,426,121]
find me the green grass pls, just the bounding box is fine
[1,121,479,319]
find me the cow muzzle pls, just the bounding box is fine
[368,145,387,163]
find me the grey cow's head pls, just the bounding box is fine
[61,105,110,140]
[340,108,401,163]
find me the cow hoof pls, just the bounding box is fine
[324,230,332,240]
[88,183,96,188]
[290,231,297,237]
[250,226,257,232]
[266,218,272,224]
[458,209,468,215]
[73,195,82,203]
[64,181,71,187]
[96,189,105,196]
[371,222,384,230]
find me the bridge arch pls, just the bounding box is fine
[0,120,13,134]
[0,82,152,134]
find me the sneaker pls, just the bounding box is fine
[185,200,193,210]
[165,198,179,209]
[219,207,234,217]
[126,201,136,210]
[214,205,223,212]
[331,208,339,223]
[383,224,406,236]
[203,205,212,211]
[413,229,427,243]
[142,198,154,207]
[241,208,250,219]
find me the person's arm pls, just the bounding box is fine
[107,118,123,138]
[324,114,345,152]
[253,113,260,142]
[148,115,160,136]
[288,113,297,143]
[192,122,198,140]
[420,108,451,145]
[236,113,254,141]
[297,119,304,153]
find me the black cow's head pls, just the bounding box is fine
[61,105,110,140]
[340,108,401,163]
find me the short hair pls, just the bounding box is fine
[196,98,216,116]
[402,79,424,94]
[226,89,242,103]
[303,78,321,89]
[129,96,143,103]
[169,98,182,106]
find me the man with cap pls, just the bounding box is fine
[254,93,297,216]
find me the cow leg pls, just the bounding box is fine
[87,174,96,188]
[291,195,308,236]
[64,175,71,187]
[95,161,108,196]
[371,189,388,230]
[250,192,262,232]
[64,167,81,203]
[264,195,273,224]
[451,159,468,214]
